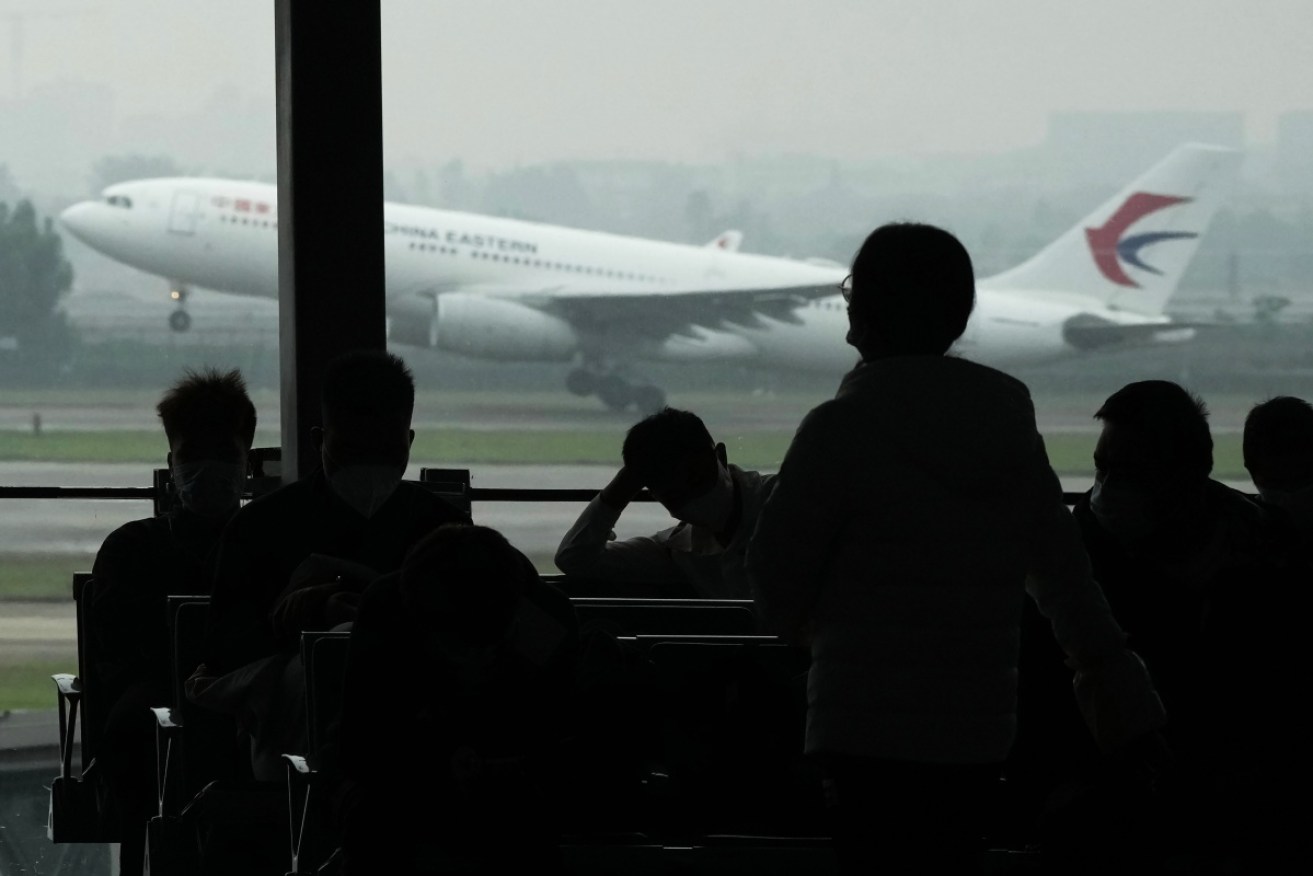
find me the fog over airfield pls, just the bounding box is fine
[5,0,1312,181]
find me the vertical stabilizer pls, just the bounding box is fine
[984,144,1241,316]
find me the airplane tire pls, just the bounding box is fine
[169,310,192,333]
[565,369,597,397]
[633,385,666,416]
[596,376,633,411]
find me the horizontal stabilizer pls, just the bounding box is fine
[706,230,743,252]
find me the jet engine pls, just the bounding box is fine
[406,293,579,361]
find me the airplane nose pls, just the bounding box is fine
[59,202,97,242]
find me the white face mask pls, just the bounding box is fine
[327,463,403,519]
[669,463,735,531]
[172,460,245,518]
[1089,478,1157,541]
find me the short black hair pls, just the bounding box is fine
[156,367,257,449]
[321,350,415,426]
[849,222,975,356]
[400,524,533,647]
[1096,380,1213,480]
[621,407,714,485]
[1243,395,1313,473]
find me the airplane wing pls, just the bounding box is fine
[491,282,838,339]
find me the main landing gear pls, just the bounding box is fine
[566,368,667,415]
[168,284,191,332]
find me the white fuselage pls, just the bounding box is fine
[61,178,1169,374]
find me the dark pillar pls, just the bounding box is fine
[275,0,386,480]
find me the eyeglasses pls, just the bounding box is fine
[839,274,853,302]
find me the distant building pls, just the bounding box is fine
[1043,111,1245,185]
[1275,111,1313,191]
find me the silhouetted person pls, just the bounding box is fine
[1071,380,1297,867]
[747,223,1163,875]
[91,368,256,876]
[1244,394,1313,553]
[195,350,467,779]
[555,407,773,598]
[334,524,578,874]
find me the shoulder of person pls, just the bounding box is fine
[93,515,166,566]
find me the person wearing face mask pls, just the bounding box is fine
[1055,380,1294,867]
[196,350,467,782]
[746,224,1165,875]
[89,367,256,876]
[1244,395,1313,557]
[554,407,774,599]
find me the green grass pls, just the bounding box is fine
[0,424,1253,478]
[0,554,93,601]
[1043,432,1248,481]
[0,661,73,711]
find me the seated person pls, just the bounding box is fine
[1067,380,1293,863]
[194,350,468,778]
[334,524,579,874]
[1244,395,1313,551]
[555,407,773,598]
[91,367,256,876]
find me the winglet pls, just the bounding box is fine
[705,230,743,252]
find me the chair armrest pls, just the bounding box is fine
[283,754,313,777]
[52,673,83,700]
[51,674,84,780]
[151,707,186,818]
[151,706,183,732]
[283,754,320,874]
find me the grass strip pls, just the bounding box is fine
[0,426,1252,477]
[0,661,73,712]
[0,554,94,601]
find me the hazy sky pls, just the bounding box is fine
[10,0,1313,168]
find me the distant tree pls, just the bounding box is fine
[685,189,714,243]
[0,200,76,371]
[90,154,184,194]
[0,165,20,205]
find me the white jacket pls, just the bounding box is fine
[748,356,1160,763]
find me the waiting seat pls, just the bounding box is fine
[48,572,116,843]
[284,630,352,875]
[572,597,758,636]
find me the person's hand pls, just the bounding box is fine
[600,466,645,511]
[288,554,378,591]
[271,579,340,636]
[1115,728,1173,790]
[324,590,362,627]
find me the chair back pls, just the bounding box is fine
[300,630,352,758]
[573,599,757,636]
[419,467,472,517]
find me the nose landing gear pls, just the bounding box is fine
[168,284,191,332]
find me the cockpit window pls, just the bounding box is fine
[105,195,133,208]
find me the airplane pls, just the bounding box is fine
[59,143,1239,413]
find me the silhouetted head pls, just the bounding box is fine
[1090,380,1212,540]
[401,524,533,654]
[845,222,975,359]
[157,368,256,517]
[622,407,733,530]
[1244,396,1313,497]
[313,350,416,517]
